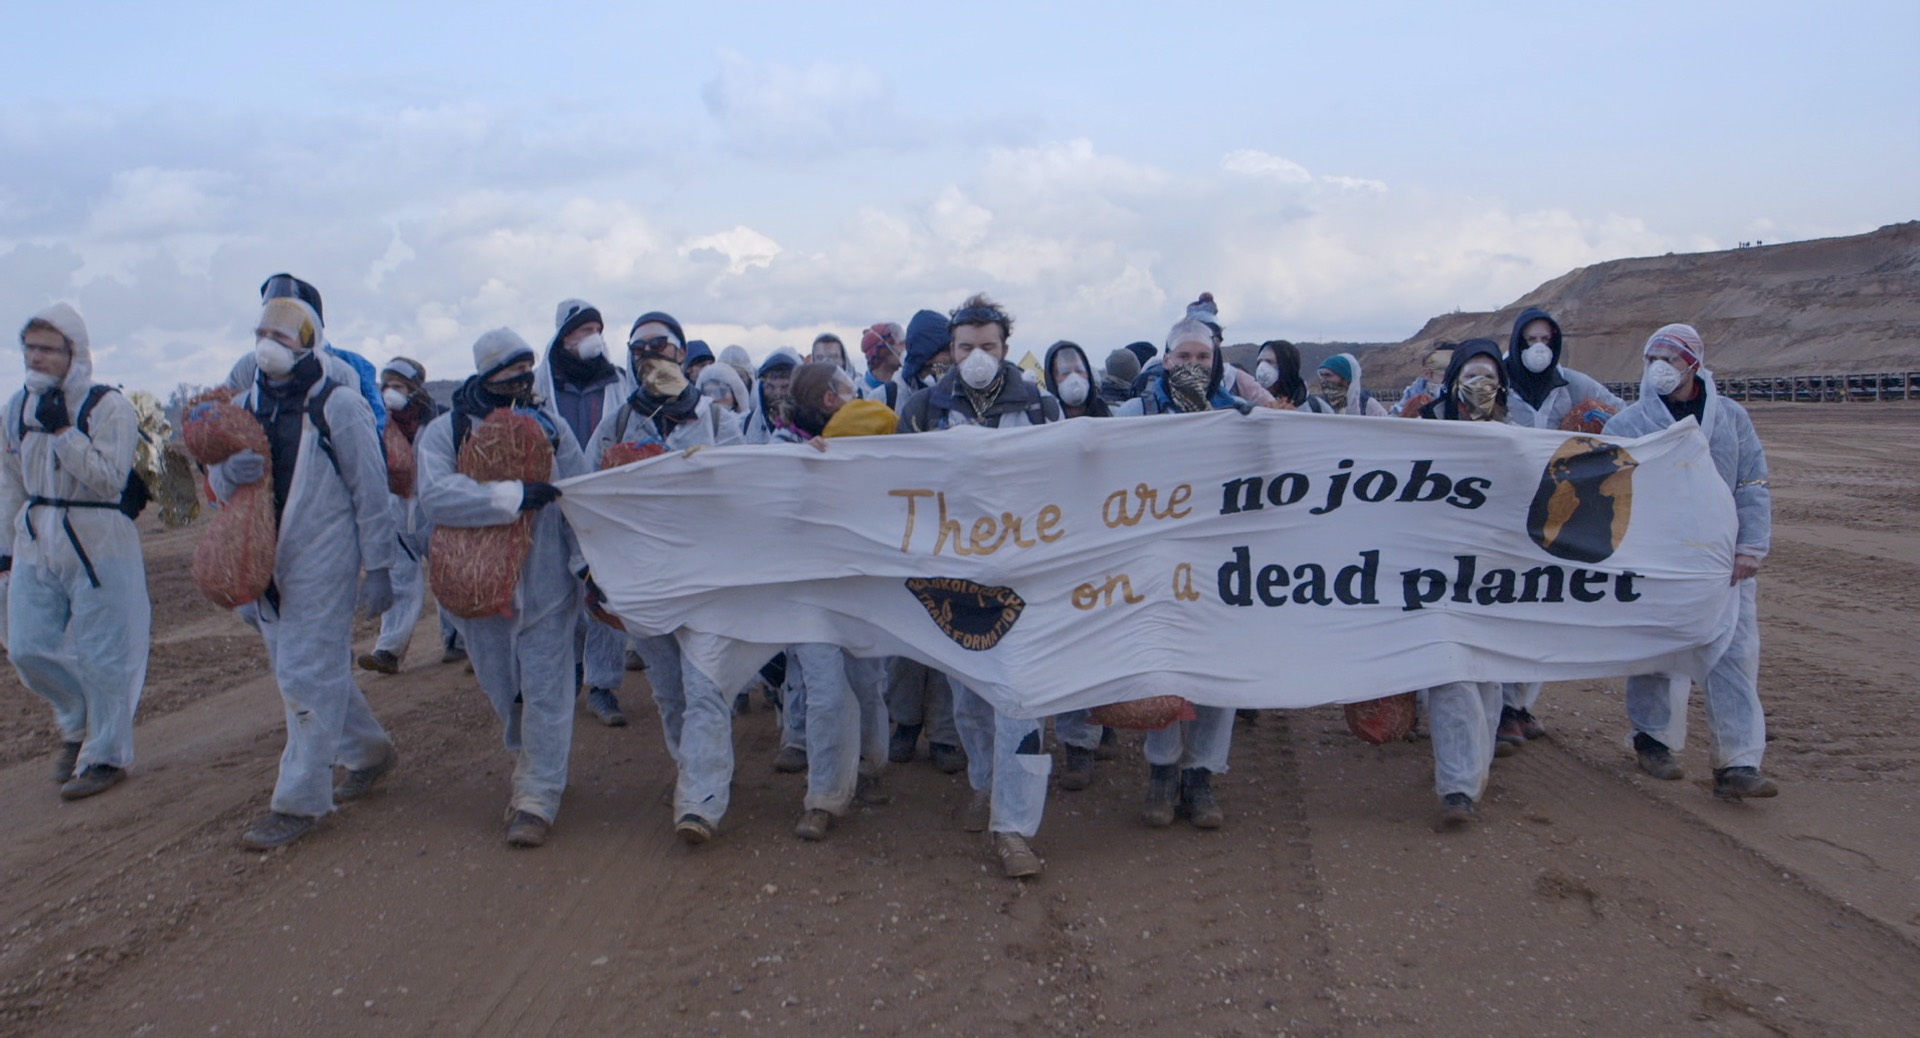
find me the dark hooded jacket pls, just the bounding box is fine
[896,361,1061,432]
[1042,340,1112,418]
[900,310,950,388]
[1504,307,1566,410]
[1419,338,1510,421]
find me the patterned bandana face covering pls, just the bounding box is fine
[1167,363,1212,412]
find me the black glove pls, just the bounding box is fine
[34,389,70,433]
[0,554,12,575]
[519,481,562,511]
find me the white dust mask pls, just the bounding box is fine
[1058,372,1090,406]
[1255,360,1279,388]
[382,387,410,410]
[573,333,607,361]
[1521,343,1553,373]
[959,348,1000,390]
[24,370,59,392]
[255,338,302,378]
[1646,359,1684,396]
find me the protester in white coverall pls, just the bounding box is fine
[536,298,636,728]
[211,294,398,850]
[584,311,743,845]
[764,363,893,842]
[358,357,448,674]
[1413,339,1514,828]
[1494,307,1629,747]
[1114,319,1251,829]
[894,293,1062,879]
[416,329,589,847]
[1314,352,1391,417]
[2,304,151,800]
[1604,324,1777,801]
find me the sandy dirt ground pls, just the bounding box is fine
[1,403,1916,1037]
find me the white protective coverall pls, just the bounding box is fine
[210,326,398,819]
[585,387,742,825]
[1605,359,1771,769]
[2,303,151,775]
[418,329,591,824]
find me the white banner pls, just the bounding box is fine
[558,410,1740,719]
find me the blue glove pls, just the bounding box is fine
[225,449,267,486]
[357,568,395,618]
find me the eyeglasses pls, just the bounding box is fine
[629,336,675,353]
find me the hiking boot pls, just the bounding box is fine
[584,687,628,728]
[242,811,317,851]
[675,813,716,845]
[357,649,400,675]
[440,643,467,665]
[855,774,891,806]
[1179,767,1224,829]
[772,745,808,773]
[1496,707,1527,752]
[1633,732,1685,781]
[1235,708,1261,725]
[1713,767,1780,801]
[504,810,551,848]
[992,832,1044,879]
[60,764,125,801]
[1516,708,1547,740]
[961,788,992,832]
[53,741,81,784]
[1436,792,1475,830]
[1094,726,1119,761]
[928,742,965,775]
[334,747,398,802]
[794,808,834,841]
[625,649,647,672]
[889,723,922,765]
[1059,745,1095,791]
[1142,764,1179,828]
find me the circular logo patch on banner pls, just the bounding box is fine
[906,577,1025,650]
[1526,436,1638,563]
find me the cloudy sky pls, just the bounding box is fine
[3,0,1914,393]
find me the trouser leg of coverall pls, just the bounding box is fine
[886,657,958,746]
[8,559,149,770]
[1632,579,1764,769]
[1502,681,1542,711]
[578,609,627,692]
[780,661,809,752]
[1054,709,1101,751]
[950,679,997,792]
[632,634,686,760]
[250,601,393,819]
[846,655,890,777]
[466,611,576,821]
[674,655,734,824]
[1429,681,1501,799]
[792,644,860,815]
[1142,706,1235,772]
[949,677,1049,837]
[374,546,425,656]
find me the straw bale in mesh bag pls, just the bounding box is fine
[192,481,277,608]
[430,410,554,619]
[1344,692,1417,745]
[181,388,265,466]
[385,422,417,497]
[600,440,666,469]
[1558,398,1620,434]
[1088,695,1197,731]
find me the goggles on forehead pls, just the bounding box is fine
[948,306,1005,329]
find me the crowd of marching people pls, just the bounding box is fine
[3,275,1775,878]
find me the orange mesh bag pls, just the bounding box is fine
[384,422,417,497]
[1559,398,1619,434]
[600,439,666,469]
[1344,692,1418,745]
[183,390,279,607]
[430,409,553,619]
[1088,696,1197,731]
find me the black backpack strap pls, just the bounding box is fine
[884,380,899,410]
[74,384,114,434]
[306,380,342,474]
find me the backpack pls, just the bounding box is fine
[12,385,150,520]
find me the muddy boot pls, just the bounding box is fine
[585,687,628,728]
[1633,732,1685,780]
[993,832,1044,878]
[60,764,125,801]
[928,742,965,775]
[772,745,808,773]
[1516,708,1547,740]
[504,810,551,848]
[1435,792,1475,830]
[675,813,716,845]
[1179,768,1223,829]
[1713,766,1779,800]
[889,723,921,765]
[855,774,891,806]
[1141,764,1178,828]
[1094,726,1118,761]
[1059,744,1094,791]
[242,811,317,851]
[334,747,398,802]
[357,649,401,675]
[52,741,81,784]
[794,808,833,841]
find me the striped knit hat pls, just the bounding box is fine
[1644,323,1704,367]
